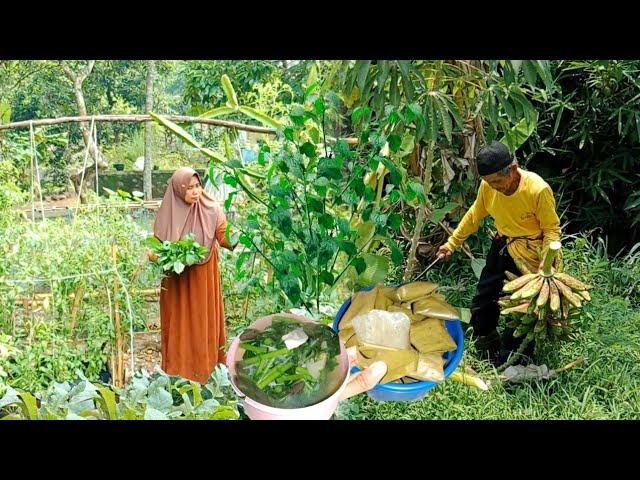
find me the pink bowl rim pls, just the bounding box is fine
[227,312,350,414]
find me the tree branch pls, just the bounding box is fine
[60,61,75,82]
[79,60,95,82]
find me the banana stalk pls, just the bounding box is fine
[541,241,562,276]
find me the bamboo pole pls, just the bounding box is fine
[13,287,160,305]
[111,244,124,388]
[109,354,116,387]
[0,114,277,134]
[68,281,85,333]
[20,200,161,211]
[0,114,360,145]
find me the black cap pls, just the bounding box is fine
[476,141,513,176]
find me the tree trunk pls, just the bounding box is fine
[60,61,106,169]
[71,82,105,168]
[60,61,107,202]
[456,60,486,184]
[403,142,434,283]
[143,60,156,200]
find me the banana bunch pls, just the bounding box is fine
[498,242,592,343]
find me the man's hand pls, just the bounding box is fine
[339,346,387,400]
[437,244,453,260]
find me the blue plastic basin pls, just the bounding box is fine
[332,286,465,402]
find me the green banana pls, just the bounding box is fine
[511,276,544,301]
[554,272,591,291]
[549,280,561,312]
[536,278,550,308]
[503,273,539,293]
[554,279,582,308]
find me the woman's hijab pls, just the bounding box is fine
[153,167,220,264]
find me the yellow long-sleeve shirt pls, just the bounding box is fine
[445,168,561,272]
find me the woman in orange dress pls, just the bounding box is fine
[151,167,236,383]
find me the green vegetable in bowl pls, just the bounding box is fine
[235,316,343,409]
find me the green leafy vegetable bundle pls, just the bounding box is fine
[235,316,344,409]
[145,233,209,275]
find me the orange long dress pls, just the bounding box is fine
[159,214,231,383]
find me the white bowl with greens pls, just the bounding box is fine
[227,313,349,420]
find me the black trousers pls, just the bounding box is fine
[470,237,527,353]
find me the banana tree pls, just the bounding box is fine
[149,112,265,205]
[199,74,285,130]
[152,73,287,201]
[335,60,556,280]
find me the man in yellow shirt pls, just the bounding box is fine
[437,141,561,366]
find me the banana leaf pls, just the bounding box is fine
[412,296,459,320]
[357,346,418,384]
[410,318,457,353]
[394,281,438,302]
[238,106,284,130]
[221,74,239,109]
[339,287,378,330]
[407,352,445,382]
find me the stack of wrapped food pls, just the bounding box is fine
[337,282,459,384]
